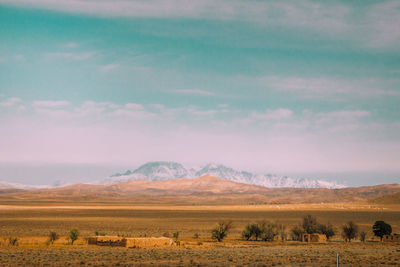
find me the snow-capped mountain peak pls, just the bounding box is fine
[105,161,346,189]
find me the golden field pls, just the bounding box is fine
[0,203,399,266]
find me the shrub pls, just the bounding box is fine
[341,221,358,242]
[290,224,305,241]
[318,222,335,240]
[242,224,252,240]
[173,231,180,241]
[259,221,279,241]
[211,221,233,242]
[372,221,392,241]
[8,237,19,246]
[69,229,80,245]
[360,231,367,242]
[48,231,59,245]
[242,223,262,241]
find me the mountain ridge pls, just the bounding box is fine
[105,161,346,189]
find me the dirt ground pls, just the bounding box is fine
[0,242,399,266]
[0,203,399,266]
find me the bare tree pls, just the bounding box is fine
[360,231,367,242]
[48,231,59,245]
[342,221,359,242]
[302,215,319,234]
[290,224,305,241]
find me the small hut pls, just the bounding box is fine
[88,236,173,248]
[302,233,327,243]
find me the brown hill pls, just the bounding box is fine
[369,191,400,204]
[0,176,399,205]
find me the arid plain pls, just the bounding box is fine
[0,202,399,266]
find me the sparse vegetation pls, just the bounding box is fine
[318,222,336,240]
[8,237,19,246]
[342,221,359,242]
[69,229,80,245]
[372,221,392,241]
[360,231,367,242]
[259,221,279,241]
[302,214,319,234]
[290,224,305,241]
[173,231,180,241]
[242,223,262,240]
[94,231,107,236]
[0,204,399,265]
[211,221,233,242]
[48,231,59,245]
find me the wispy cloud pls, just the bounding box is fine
[100,63,119,72]
[260,75,400,99]
[32,100,70,108]
[251,108,293,120]
[0,97,21,107]
[63,42,78,48]
[46,51,95,61]
[171,89,215,96]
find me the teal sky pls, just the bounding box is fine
[0,0,399,185]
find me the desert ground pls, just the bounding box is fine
[0,203,399,266]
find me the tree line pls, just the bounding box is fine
[210,215,393,242]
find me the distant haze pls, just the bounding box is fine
[0,162,398,187]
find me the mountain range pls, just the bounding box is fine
[0,175,398,204]
[104,161,346,189]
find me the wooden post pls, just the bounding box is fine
[336,253,339,267]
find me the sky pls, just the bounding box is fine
[0,0,399,186]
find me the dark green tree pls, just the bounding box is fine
[372,221,392,241]
[69,229,80,245]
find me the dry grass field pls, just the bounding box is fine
[0,203,399,266]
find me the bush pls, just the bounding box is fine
[242,223,262,241]
[360,231,367,242]
[69,229,80,245]
[173,231,180,241]
[8,237,19,246]
[372,221,392,241]
[259,221,279,241]
[290,224,305,241]
[342,221,358,242]
[48,231,59,245]
[211,221,233,242]
[318,222,335,240]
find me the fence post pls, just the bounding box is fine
[336,253,339,267]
